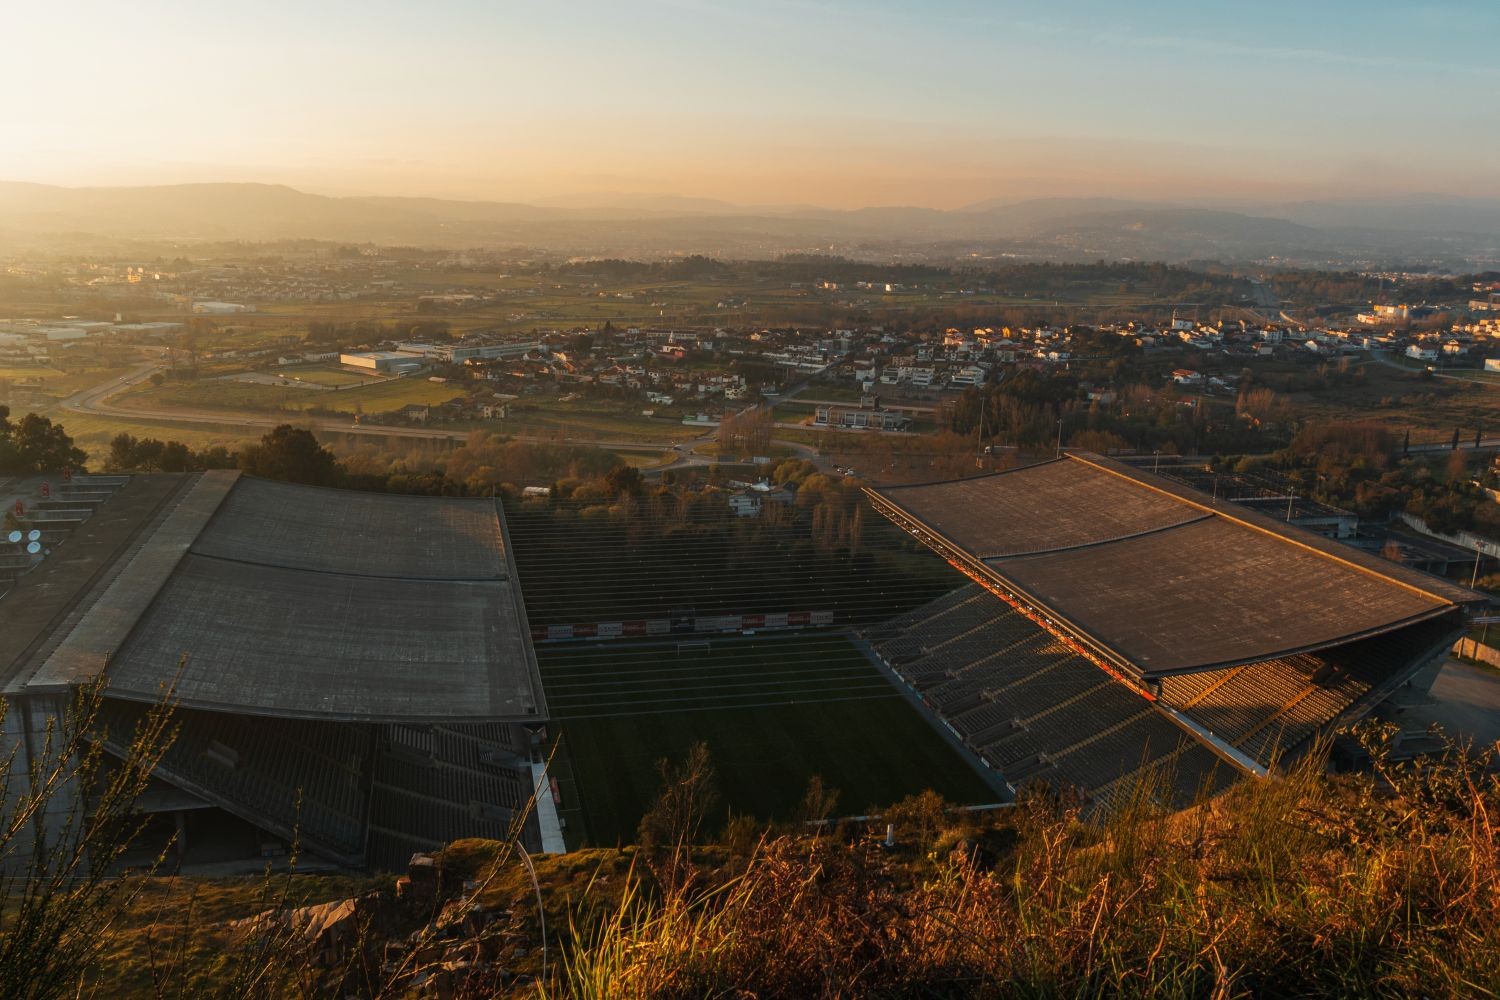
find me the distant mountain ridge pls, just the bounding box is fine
[1,181,1496,266]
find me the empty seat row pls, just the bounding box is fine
[879,584,983,632]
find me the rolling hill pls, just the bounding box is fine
[1,181,1497,266]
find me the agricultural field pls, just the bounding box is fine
[443,396,698,444]
[538,633,996,846]
[0,360,142,397]
[689,441,798,461]
[1278,356,1500,445]
[331,376,471,411]
[797,384,867,403]
[771,400,819,422]
[0,363,68,382]
[41,411,262,464]
[114,372,469,417]
[615,448,678,469]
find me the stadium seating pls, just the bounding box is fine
[1155,616,1458,769]
[366,721,537,868]
[97,701,539,870]
[880,584,981,632]
[873,582,1460,810]
[100,700,371,862]
[874,589,1212,808]
[951,699,1016,738]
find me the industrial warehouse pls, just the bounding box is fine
[0,453,1487,870]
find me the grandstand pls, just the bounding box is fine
[869,586,1235,808]
[0,471,550,871]
[866,453,1481,806]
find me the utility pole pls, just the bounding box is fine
[1286,491,1296,521]
[975,394,987,470]
[1055,417,1064,458]
[1472,543,1484,590]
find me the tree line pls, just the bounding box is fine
[0,407,87,475]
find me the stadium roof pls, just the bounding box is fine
[869,453,1478,676]
[12,472,545,722]
[0,473,193,693]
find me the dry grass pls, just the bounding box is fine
[63,731,1500,999]
[539,736,1500,999]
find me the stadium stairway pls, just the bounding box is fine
[366,722,539,872]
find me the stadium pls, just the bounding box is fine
[0,451,1484,869]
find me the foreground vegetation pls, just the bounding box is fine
[10,727,1490,998]
[540,738,1500,998]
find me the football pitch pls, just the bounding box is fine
[538,633,998,845]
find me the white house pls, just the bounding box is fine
[727,491,762,518]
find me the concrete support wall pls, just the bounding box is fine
[0,692,81,872]
[1399,512,1500,561]
[1453,637,1500,670]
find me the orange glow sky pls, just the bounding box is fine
[4,1,1497,208]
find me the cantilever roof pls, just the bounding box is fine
[871,454,1478,675]
[874,458,1201,559]
[23,474,544,722]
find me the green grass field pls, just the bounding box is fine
[40,410,263,463]
[118,373,468,416]
[1,362,142,396]
[335,376,469,410]
[1279,356,1500,441]
[442,397,697,444]
[618,449,677,469]
[0,363,66,381]
[538,634,996,846]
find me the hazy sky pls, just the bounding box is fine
[5,0,1497,207]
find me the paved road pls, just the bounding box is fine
[1402,657,1500,748]
[1365,349,1500,389]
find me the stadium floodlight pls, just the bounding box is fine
[26,541,41,555]
[27,530,41,542]
[5,530,19,544]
